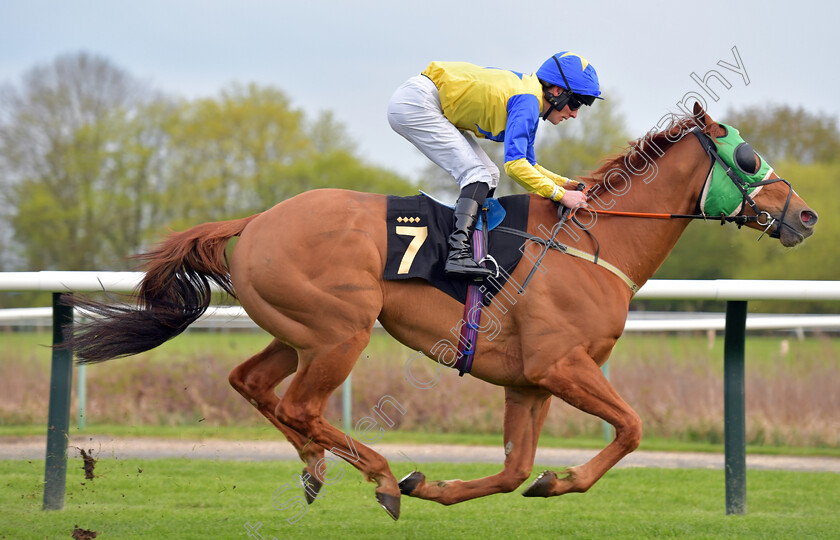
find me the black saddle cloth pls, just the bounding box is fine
[384,194,530,304]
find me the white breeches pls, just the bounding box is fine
[387,74,500,189]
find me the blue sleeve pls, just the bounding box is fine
[503,94,540,164]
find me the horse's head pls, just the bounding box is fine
[692,103,818,247]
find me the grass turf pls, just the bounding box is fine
[1,458,838,539]
[3,423,840,458]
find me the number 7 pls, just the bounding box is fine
[395,226,428,275]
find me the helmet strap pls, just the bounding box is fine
[542,88,571,120]
[541,102,555,121]
[542,54,575,120]
[552,55,574,90]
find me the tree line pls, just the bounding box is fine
[2,52,837,312]
[0,53,415,276]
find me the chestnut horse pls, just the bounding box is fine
[67,105,816,519]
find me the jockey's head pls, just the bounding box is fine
[537,52,603,121]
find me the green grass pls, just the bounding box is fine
[1,459,838,539]
[3,424,840,458]
[1,328,276,366]
[4,328,837,368]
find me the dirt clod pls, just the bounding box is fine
[79,448,97,480]
[72,525,98,539]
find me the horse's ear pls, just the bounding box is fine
[692,102,710,129]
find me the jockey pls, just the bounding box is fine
[387,52,603,278]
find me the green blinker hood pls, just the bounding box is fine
[698,123,773,216]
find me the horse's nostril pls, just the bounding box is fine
[801,210,818,227]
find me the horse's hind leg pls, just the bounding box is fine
[399,386,551,505]
[228,339,326,501]
[275,328,402,520]
[523,346,641,497]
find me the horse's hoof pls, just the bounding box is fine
[376,491,400,521]
[398,471,425,495]
[301,467,323,504]
[522,470,557,497]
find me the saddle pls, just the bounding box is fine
[383,192,530,304]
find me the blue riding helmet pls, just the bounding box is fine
[536,52,603,120]
[537,52,603,98]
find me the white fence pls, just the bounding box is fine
[4,306,840,334]
[4,272,840,299]
[3,273,840,333]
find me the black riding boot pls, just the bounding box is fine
[444,197,493,279]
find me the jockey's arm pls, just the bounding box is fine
[503,95,581,203]
[534,163,575,188]
[504,159,582,202]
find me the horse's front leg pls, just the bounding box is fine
[399,386,550,505]
[523,345,641,497]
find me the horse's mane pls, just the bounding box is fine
[580,114,703,187]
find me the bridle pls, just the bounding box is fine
[571,127,797,242]
[496,124,802,294]
[688,127,794,241]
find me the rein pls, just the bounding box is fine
[496,124,799,296]
[572,128,794,241]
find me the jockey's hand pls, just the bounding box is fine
[559,189,588,209]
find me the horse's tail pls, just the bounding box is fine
[67,213,261,364]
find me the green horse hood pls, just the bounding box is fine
[698,123,774,216]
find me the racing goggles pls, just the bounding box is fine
[567,92,596,110]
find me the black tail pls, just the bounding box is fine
[65,214,260,363]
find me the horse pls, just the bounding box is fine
[65,104,817,520]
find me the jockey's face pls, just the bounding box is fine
[546,104,577,124]
[543,86,579,124]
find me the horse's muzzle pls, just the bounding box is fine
[778,207,818,247]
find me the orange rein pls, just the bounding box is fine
[570,183,704,222]
[582,209,675,220]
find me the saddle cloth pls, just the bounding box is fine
[384,193,530,304]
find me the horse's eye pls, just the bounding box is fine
[734,142,759,175]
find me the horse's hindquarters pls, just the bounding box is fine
[230,189,389,350]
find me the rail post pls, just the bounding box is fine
[77,363,86,430]
[43,293,74,510]
[343,375,352,434]
[602,361,613,442]
[724,300,747,515]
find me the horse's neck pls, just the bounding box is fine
[553,136,710,288]
[599,137,710,286]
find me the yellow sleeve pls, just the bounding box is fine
[534,164,573,186]
[504,158,565,201]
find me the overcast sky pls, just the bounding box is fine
[2,0,838,182]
